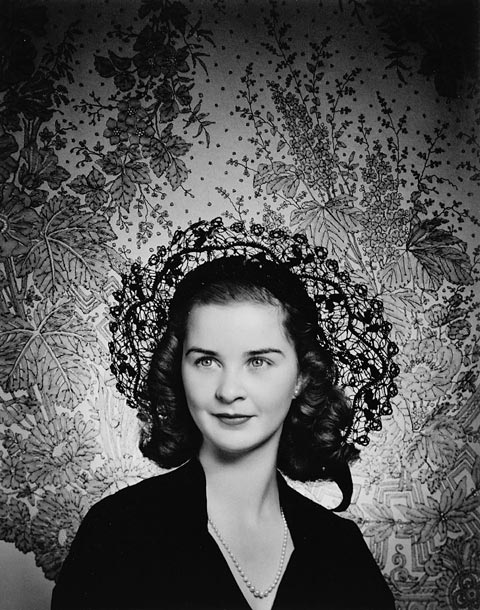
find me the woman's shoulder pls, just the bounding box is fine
[85,460,202,528]
[283,481,395,606]
[281,478,364,542]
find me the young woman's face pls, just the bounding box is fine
[181,301,300,459]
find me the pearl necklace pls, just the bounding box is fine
[208,509,288,599]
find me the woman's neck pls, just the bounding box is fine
[199,445,280,523]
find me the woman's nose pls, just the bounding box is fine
[215,369,246,403]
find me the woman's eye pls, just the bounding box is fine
[250,357,267,368]
[196,357,214,367]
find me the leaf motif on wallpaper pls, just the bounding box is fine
[380,251,425,290]
[159,124,192,157]
[0,300,97,409]
[406,416,464,471]
[18,147,70,190]
[472,455,480,489]
[145,128,191,190]
[166,157,188,190]
[96,150,122,175]
[379,289,423,342]
[109,172,137,210]
[18,195,116,295]
[358,501,396,543]
[68,167,108,210]
[125,160,151,184]
[94,51,132,79]
[0,132,19,182]
[290,196,363,258]
[254,161,300,198]
[0,395,41,428]
[94,156,152,211]
[149,140,170,178]
[381,218,473,291]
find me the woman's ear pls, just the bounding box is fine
[293,375,306,398]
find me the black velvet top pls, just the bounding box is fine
[51,459,395,610]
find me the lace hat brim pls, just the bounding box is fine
[109,217,399,447]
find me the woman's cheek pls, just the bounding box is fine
[189,369,217,403]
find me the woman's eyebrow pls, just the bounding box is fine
[184,347,285,357]
[185,347,217,357]
[246,348,285,357]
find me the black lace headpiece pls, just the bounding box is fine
[109,217,399,451]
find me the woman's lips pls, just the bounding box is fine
[213,414,253,426]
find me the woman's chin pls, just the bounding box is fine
[202,440,256,460]
[200,432,280,462]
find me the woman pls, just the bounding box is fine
[52,219,398,610]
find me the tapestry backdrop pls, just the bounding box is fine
[1,1,479,608]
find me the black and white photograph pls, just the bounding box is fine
[0,1,479,608]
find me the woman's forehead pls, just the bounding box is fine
[184,301,292,346]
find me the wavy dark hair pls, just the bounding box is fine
[144,256,359,487]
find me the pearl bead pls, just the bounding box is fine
[208,508,288,599]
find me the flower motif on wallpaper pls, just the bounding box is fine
[79,0,213,243]
[23,413,99,488]
[448,318,472,343]
[31,489,92,580]
[0,0,214,582]
[425,303,451,327]
[0,1,478,604]
[397,479,479,545]
[397,337,462,403]
[425,301,473,344]
[103,118,129,146]
[115,98,156,146]
[157,45,190,79]
[231,11,479,609]
[128,119,156,147]
[132,25,169,79]
[0,492,32,554]
[0,454,27,490]
[117,98,148,126]
[84,455,161,499]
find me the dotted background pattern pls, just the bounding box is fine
[0,1,479,608]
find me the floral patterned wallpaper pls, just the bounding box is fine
[0,0,479,608]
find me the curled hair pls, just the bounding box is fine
[143,256,359,490]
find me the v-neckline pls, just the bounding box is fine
[184,458,312,609]
[205,528,296,610]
